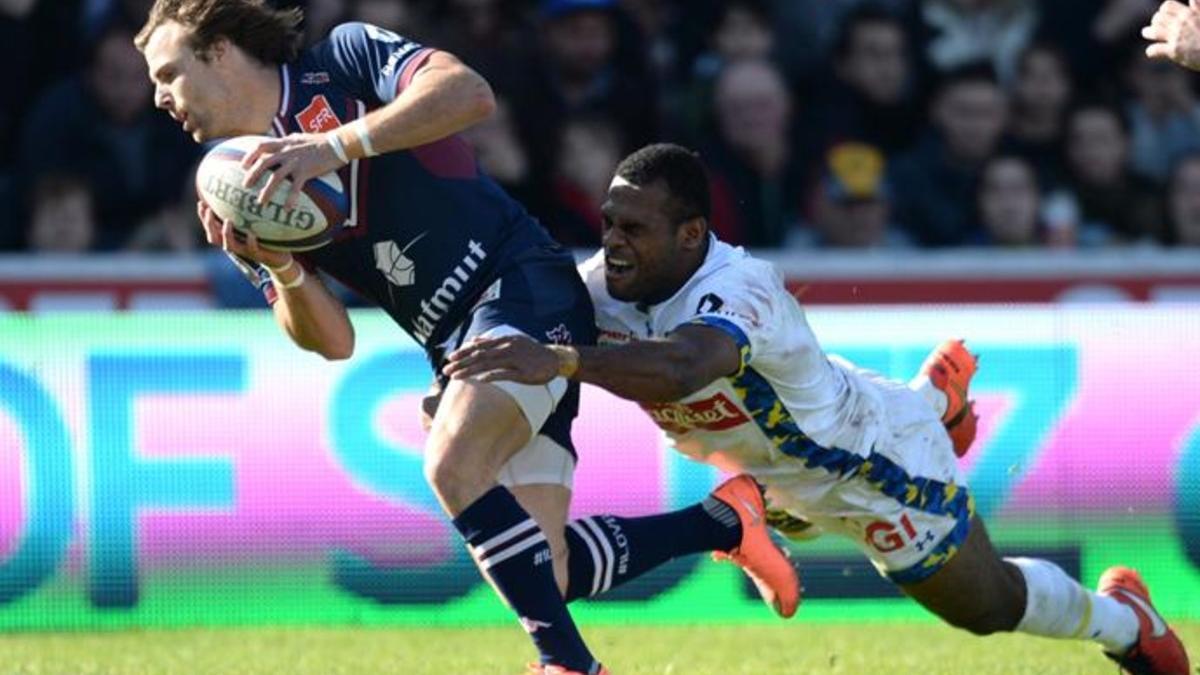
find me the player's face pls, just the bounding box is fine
[143,21,229,142]
[600,177,689,304]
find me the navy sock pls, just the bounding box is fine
[564,497,741,602]
[453,486,597,673]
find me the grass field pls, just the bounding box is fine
[1,623,1197,674]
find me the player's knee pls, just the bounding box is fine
[423,449,487,508]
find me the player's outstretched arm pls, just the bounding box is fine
[240,50,495,208]
[343,50,496,154]
[442,325,742,403]
[199,202,355,360]
[1143,0,1200,70]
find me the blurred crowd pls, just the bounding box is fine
[4,0,1200,254]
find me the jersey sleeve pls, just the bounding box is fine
[675,266,778,369]
[319,22,435,105]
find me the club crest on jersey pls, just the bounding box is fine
[296,95,341,133]
[546,324,572,345]
[374,239,418,287]
[642,393,751,433]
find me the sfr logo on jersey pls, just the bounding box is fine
[642,393,750,434]
[296,95,341,133]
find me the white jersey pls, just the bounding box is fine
[581,238,902,505]
[581,238,972,581]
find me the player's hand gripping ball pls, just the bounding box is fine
[195,135,349,251]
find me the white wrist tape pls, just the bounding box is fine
[273,264,307,290]
[262,257,294,274]
[354,119,378,157]
[327,133,350,164]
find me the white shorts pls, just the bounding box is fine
[765,369,974,585]
[475,325,576,490]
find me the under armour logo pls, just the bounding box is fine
[696,293,724,314]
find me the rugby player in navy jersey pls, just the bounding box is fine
[135,2,798,672]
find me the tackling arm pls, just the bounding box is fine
[443,325,743,403]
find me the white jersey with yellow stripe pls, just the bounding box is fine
[579,238,898,500]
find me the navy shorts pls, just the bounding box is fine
[431,244,596,458]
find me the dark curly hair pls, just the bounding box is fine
[614,143,712,226]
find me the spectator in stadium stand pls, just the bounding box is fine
[888,61,1008,246]
[125,164,206,252]
[676,0,775,143]
[768,0,911,88]
[1037,0,1157,92]
[545,115,624,246]
[1123,38,1200,182]
[1165,153,1200,246]
[425,0,530,83]
[346,0,416,34]
[913,0,1037,85]
[26,172,97,253]
[18,19,199,250]
[800,4,923,159]
[505,0,658,189]
[793,141,911,249]
[974,154,1078,247]
[704,58,806,248]
[1005,42,1073,187]
[459,96,543,218]
[0,0,81,249]
[619,0,682,84]
[1063,100,1164,244]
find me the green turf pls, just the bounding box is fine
[1,623,1197,674]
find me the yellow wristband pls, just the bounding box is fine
[549,345,579,379]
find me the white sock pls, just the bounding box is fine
[1008,557,1139,653]
[909,374,948,418]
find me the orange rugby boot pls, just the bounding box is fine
[918,338,980,457]
[709,475,801,618]
[1098,566,1191,675]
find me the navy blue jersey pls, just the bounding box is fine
[263,23,561,350]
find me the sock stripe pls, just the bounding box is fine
[568,521,606,597]
[471,518,539,558]
[701,496,740,528]
[480,531,548,570]
[581,517,616,594]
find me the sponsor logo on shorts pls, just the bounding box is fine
[546,324,572,345]
[300,71,329,85]
[296,95,341,133]
[642,393,751,434]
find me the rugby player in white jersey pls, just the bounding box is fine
[446,144,1191,674]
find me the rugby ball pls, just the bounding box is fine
[195,135,349,251]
